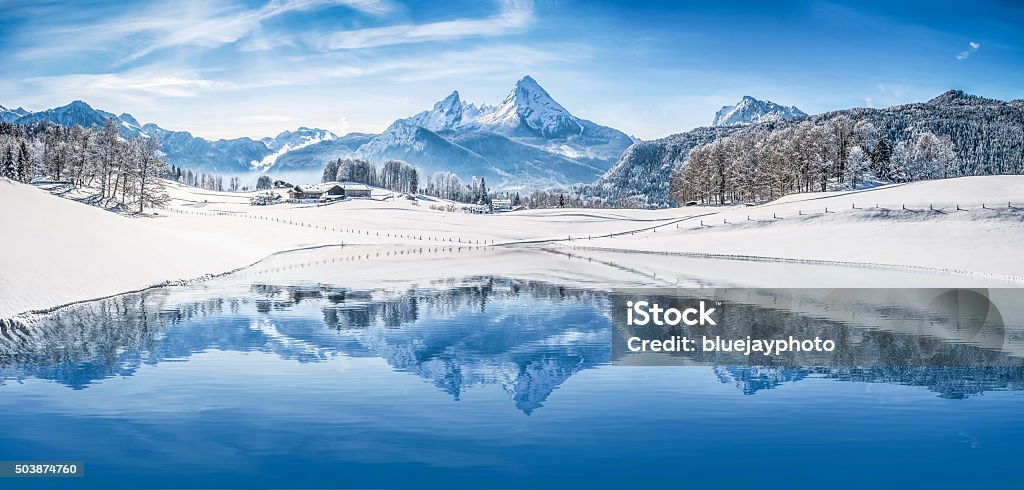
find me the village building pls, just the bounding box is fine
[492,198,513,211]
[287,182,373,201]
[340,182,372,198]
[288,183,344,201]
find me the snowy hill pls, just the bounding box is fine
[3,175,1023,319]
[712,96,807,127]
[587,90,1024,207]
[351,75,634,189]
[1,100,350,175]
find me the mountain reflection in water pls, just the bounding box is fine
[3,277,1024,409]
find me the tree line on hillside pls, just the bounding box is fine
[168,165,246,192]
[0,119,169,212]
[322,158,500,204]
[321,158,420,194]
[669,116,960,205]
[585,91,1024,208]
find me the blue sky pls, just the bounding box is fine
[1,0,1022,140]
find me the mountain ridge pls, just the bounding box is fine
[586,90,1024,207]
[2,76,634,189]
[712,96,807,127]
[350,75,635,189]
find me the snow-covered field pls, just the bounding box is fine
[2,176,1023,319]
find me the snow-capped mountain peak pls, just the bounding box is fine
[356,75,634,189]
[406,91,470,132]
[13,100,152,138]
[119,113,142,128]
[712,96,807,127]
[477,75,582,138]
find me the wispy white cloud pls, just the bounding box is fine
[311,0,534,50]
[232,43,589,90]
[956,41,980,60]
[31,71,233,98]
[122,0,398,62]
[14,0,397,62]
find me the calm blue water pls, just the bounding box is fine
[2,275,1023,489]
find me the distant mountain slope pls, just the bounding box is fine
[350,75,634,189]
[4,76,632,189]
[587,90,1024,207]
[1,100,351,175]
[712,96,807,127]
[15,100,147,137]
[138,123,271,173]
[587,127,740,207]
[0,104,30,123]
[270,133,376,173]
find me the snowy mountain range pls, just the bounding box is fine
[586,90,1024,207]
[1,100,275,172]
[3,76,634,189]
[712,96,807,126]
[0,104,33,123]
[349,76,634,188]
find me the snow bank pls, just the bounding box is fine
[2,175,1023,319]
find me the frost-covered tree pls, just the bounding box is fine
[426,171,464,201]
[905,131,958,181]
[321,159,340,183]
[1,145,14,179]
[828,115,857,183]
[845,146,870,189]
[0,119,171,211]
[136,136,169,211]
[379,160,420,193]
[16,141,31,183]
[256,175,273,190]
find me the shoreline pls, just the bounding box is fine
[3,176,1024,321]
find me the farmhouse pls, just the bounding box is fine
[288,184,344,200]
[341,182,372,198]
[287,182,373,201]
[492,199,513,211]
